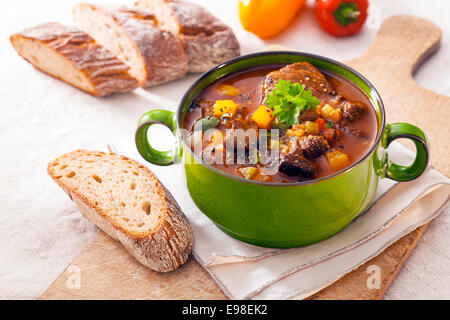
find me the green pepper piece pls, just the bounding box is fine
[194,117,219,132]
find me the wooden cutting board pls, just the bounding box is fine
[40,15,449,300]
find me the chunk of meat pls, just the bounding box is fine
[224,121,258,151]
[282,134,329,159]
[263,62,336,102]
[223,110,256,130]
[342,101,365,122]
[263,62,368,128]
[296,135,329,158]
[278,134,328,177]
[335,123,363,138]
[298,109,320,122]
[191,99,215,118]
[279,152,316,177]
[323,128,340,143]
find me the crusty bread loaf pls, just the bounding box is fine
[48,150,194,272]
[10,23,139,97]
[73,3,188,87]
[135,0,240,73]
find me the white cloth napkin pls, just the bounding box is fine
[136,141,448,300]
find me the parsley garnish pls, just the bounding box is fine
[265,79,320,127]
[326,121,335,129]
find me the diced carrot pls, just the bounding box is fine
[316,118,325,132]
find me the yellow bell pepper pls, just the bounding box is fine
[251,105,275,129]
[326,150,351,170]
[213,100,238,117]
[319,104,342,122]
[217,84,240,97]
[239,0,307,39]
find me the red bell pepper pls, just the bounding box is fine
[315,0,369,37]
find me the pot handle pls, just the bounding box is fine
[382,123,429,181]
[135,110,181,166]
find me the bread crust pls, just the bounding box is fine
[135,0,240,73]
[74,4,188,87]
[48,150,194,272]
[10,23,139,97]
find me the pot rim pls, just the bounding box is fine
[177,51,386,187]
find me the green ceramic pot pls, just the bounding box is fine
[135,52,429,248]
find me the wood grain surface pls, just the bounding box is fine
[40,15,448,300]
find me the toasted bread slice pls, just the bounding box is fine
[10,23,139,97]
[48,150,194,272]
[73,3,188,87]
[135,0,240,73]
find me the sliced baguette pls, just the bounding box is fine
[10,22,139,97]
[135,0,240,73]
[73,3,188,87]
[48,150,194,272]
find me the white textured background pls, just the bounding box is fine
[0,0,448,299]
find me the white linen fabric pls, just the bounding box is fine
[156,142,449,299]
[0,0,449,299]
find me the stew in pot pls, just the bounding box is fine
[183,62,378,183]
